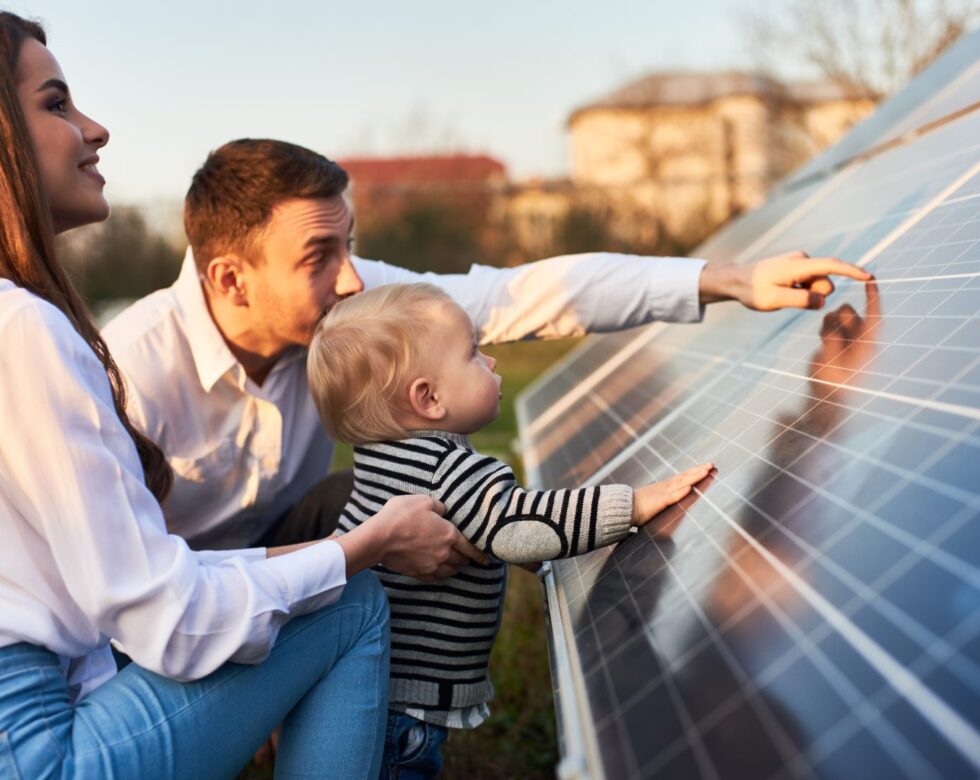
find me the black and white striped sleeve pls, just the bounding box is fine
[430,448,634,563]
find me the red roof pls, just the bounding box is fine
[337,154,507,187]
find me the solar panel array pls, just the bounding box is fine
[517,31,980,780]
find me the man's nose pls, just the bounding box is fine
[336,255,364,298]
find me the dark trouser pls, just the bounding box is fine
[257,469,355,548]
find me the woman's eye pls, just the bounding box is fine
[48,99,67,114]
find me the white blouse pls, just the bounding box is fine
[0,280,346,700]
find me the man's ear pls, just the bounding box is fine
[205,254,249,307]
[408,377,447,422]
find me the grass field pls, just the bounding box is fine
[241,337,581,779]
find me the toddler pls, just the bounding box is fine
[307,282,712,778]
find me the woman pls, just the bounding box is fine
[0,12,462,778]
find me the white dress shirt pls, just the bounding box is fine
[104,250,707,549]
[0,281,347,700]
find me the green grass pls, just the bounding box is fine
[243,338,581,779]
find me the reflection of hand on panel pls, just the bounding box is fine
[706,284,881,622]
[811,280,882,388]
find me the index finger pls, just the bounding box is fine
[864,279,882,319]
[793,257,873,283]
[451,530,489,565]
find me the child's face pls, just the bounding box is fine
[428,303,502,433]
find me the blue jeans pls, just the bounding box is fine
[379,711,448,780]
[0,571,389,779]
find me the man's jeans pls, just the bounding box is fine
[0,571,389,779]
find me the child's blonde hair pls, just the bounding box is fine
[307,283,456,444]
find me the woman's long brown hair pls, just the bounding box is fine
[0,13,173,503]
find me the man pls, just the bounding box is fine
[104,138,872,572]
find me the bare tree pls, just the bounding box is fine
[742,0,979,96]
[339,103,465,158]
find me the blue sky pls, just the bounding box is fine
[12,0,777,203]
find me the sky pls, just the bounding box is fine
[10,0,781,205]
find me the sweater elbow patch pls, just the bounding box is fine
[485,516,566,563]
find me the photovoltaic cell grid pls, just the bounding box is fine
[522,109,980,492]
[572,177,980,778]
[518,56,980,780]
[519,327,647,426]
[517,179,822,434]
[524,112,980,492]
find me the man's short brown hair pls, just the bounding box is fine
[184,138,349,273]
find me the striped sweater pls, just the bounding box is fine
[336,431,634,718]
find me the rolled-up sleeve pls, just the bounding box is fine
[0,299,346,681]
[352,253,707,344]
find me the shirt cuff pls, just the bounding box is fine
[194,547,268,566]
[263,539,348,615]
[646,257,707,323]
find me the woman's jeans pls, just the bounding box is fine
[0,571,389,779]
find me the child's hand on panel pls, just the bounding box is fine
[631,463,714,536]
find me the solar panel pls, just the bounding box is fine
[779,29,980,193]
[519,37,980,780]
[524,110,980,490]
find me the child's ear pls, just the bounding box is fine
[408,377,447,421]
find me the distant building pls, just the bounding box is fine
[336,154,510,270]
[338,154,507,222]
[509,70,876,254]
[335,77,874,265]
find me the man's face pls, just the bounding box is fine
[244,196,364,350]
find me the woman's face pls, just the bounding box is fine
[14,38,110,233]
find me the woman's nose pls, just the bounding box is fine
[81,112,109,150]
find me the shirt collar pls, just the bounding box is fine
[410,430,473,448]
[174,248,240,392]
